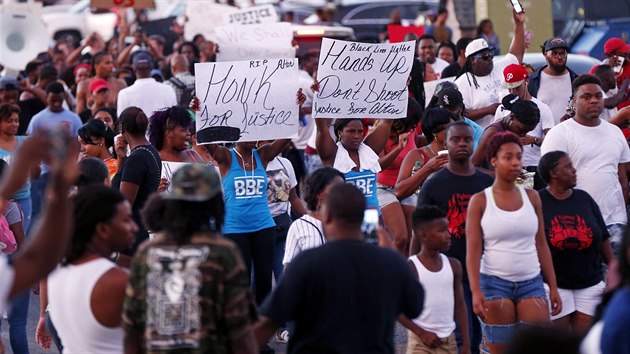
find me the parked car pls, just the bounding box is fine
[495,53,601,74]
[40,0,117,42]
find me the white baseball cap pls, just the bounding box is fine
[465,38,495,58]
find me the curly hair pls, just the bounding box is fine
[148,105,194,150]
[303,167,345,211]
[537,151,568,184]
[485,131,522,161]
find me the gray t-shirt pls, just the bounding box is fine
[3,201,22,225]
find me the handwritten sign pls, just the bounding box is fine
[224,4,279,26]
[215,23,295,62]
[185,2,238,41]
[194,59,299,144]
[423,77,456,107]
[90,0,155,9]
[161,162,190,193]
[313,39,415,119]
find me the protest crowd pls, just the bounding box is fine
[2,1,630,354]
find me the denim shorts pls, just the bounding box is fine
[480,273,546,302]
[376,184,417,208]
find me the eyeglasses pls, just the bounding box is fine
[472,53,494,61]
[546,50,567,58]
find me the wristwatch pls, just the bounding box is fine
[534,137,541,145]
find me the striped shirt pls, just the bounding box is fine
[282,215,325,266]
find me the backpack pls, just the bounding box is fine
[169,77,195,107]
[0,214,16,254]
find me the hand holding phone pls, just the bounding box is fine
[510,0,524,14]
[362,209,379,244]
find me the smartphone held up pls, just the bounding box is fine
[510,0,524,13]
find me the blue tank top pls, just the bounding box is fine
[222,149,275,234]
[345,170,380,211]
[0,136,30,200]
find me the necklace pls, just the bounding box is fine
[426,143,438,156]
[234,148,255,179]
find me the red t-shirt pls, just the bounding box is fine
[377,131,416,187]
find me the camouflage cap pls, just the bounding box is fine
[165,164,222,202]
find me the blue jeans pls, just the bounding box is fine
[15,197,32,235]
[479,273,546,302]
[455,281,481,354]
[606,223,625,255]
[45,311,63,353]
[304,153,323,176]
[0,288,30,354]
[272,213,292,283]
[29,172,49,235]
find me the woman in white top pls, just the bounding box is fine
[283,167,345,268]
[466,132,561,354]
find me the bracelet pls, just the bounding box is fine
[109,251,120,263]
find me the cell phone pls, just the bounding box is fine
[509,0,524,13]
[362,209,379,244]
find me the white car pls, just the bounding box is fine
[40,0,117,42]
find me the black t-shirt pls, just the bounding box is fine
[417,168,493,282]
[260,240,423,354]
[441,62,463,79]
[112,144,161,252]
[538,189,609,289]
[18,98,46,135]
[79,109,92,123]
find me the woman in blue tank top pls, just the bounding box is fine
[315,117,393,212]
[189,91,305,305]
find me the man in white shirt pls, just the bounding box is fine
[164,54,196,106]
[527,37,579,125]
[454,10,526,129]
[417,35,450,80]
[117,51,177,118]
[541,74,630,253]
[494,64,555,189]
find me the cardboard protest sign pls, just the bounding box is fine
[224,4,279,25]
[312,39,415,119]
[215,22,295,62]
[423,77,456,107]
[90,0,155,9]
[194,59,299,144]
[387,25,425,43]
[185,2,237,41]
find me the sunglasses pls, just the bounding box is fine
[472,53,494,61]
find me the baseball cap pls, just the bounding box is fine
[503,64,529,89]
[164,164,222,202]
[465,38,494,58]
[0,77,19,90]
[73,63,90,77]
[437,88,464,107]
[151,69,164,80]
[543,37,569,52]
[132,51,153,70]
[604,37,630,55]
[89,78,109,94]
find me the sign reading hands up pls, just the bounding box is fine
[313,39,415,119]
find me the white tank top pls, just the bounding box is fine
[409,254,456,338]
[480,186,540,282]
[47,258,124,354]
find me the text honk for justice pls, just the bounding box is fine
[194,59,299,144]
[313,39,415,119]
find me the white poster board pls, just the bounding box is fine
[312,39,415,119]
[223,4,279,25]
[161,161,190,193]
[194,59,299,144]
[215,22,295,62]
[184,2,237,41]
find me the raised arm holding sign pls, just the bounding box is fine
[313,39,415,119]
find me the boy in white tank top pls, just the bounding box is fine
[400,205,471,354]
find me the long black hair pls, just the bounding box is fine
[408,59,426,108]
[64,186,125,265]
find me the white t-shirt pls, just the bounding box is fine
[117,78,178,118]
[541,119,630,225]
[283,214,324,266]
[266,156,298,217]
[294,70,315,150]
[601,88,619,122]
[494,96,555,166]
[536,71,572,125]
[455,53,519,129]
[430,57,450,80]
[0,255,14,314]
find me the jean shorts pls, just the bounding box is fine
[480,273,546,302]
[376,184,417,208]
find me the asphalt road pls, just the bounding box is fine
[1,293,409,354]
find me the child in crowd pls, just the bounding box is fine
[401,205,471,354]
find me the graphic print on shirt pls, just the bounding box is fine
[234,176,266,199]
[145,246,210,350]
[266,169,291,204]
[345,172,376,199]
[548,215,593,250]
[446,193,472,239]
